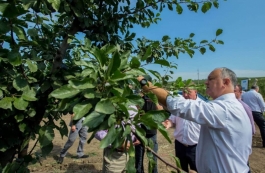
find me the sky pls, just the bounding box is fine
[130,0,265,80]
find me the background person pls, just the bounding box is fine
[57,114,89,164]
[234,84,255,134]
[137,67,252,173]
[242,85,265,147]
[95,105,139,173]
[135,92,163,173]
[163,87,201,172]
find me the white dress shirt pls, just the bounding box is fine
[167,93,252,173]
[242,89,265,113]
[169,96,201,146]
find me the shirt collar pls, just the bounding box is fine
[215,93,236,101]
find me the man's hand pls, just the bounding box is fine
[133,139,141,146]
[137,76,144,82]
[71,125,76,132]
[162,119,173,129]
[117,141,131,152]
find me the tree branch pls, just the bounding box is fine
[50,18,80,74]
[146,146,187,173]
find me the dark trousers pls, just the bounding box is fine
[175,140,197,172]
[135,134,158,173]
[252,111,265,147]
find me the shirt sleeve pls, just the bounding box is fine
[257,93,265,112]
[166,96,227,128]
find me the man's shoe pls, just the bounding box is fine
[78,155,89,159]
[57,157,64,164]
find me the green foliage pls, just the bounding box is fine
[0,0,224,172]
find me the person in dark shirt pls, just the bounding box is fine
[135,75,163,173]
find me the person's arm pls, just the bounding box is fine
[257,93,265,112]
[137,76,169,107]
[70,114,76,132]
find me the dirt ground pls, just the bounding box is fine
[27,115,265,173]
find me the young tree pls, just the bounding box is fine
[0,0,223,172]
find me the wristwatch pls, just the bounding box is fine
[140,78,148,87]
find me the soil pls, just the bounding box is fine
[27,115,265,173]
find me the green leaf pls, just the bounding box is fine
[146,93,158,105]
[130,57,141,68]
[14,97,28,110]
[126,95,144,107]
[95,98,115,114]
[217,40,224,44]
[15,114,24,123]
[126,157,136,172]
[154,59,170,67]
[0,20,10,34]
[19,123,27,132]
[50,85,80,99]
[83,111,106,129]
[73,102,93,120]
[81,68,94,77]
[40,81,51,93]
[189,33,195,38]
[209,44,216,52]
[100,126,116,148]
[201,2,212,13]
[13,26,27,40]
[101,44,117,55]
[26,60,38,72]
[199,47,206,55]
[213,1,219,8]
[216,29,223,36]
[8,51,22,66]
[22,88,38,101]
[167,3,173,11]
[83,89,95,99]
[142,47,152,61]
[0,90,3,98]
[22,0,35,10]
[135,126,147,146]
[47,0,61,11]
[176,4,183,14]
[69,78,95,90]
[0,3,9,13]
[200,40,208,44]
[157,123,171,143]
[41,143,53,157]
[140,113,157,129]
[27,108,36,117]
[58,119,68,138]
[13,77,28,91]
[27,28,38,37]
[148,70,162,81]
[0,97,13,110]
[107,51,121,77]
[90,47,106,67]
[110,70,133,82]
[39,126,55,147]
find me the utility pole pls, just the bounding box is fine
[197,69,199,85]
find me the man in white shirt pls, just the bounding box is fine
[242,85,265,147]
[137,67,252,173]
[163,87,201,172]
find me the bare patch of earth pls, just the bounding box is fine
[27,115,265,173]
